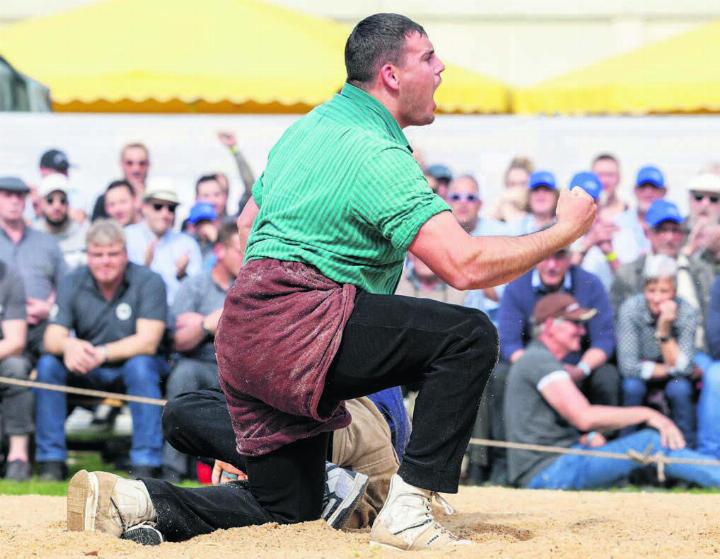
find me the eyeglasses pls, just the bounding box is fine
[123,159,149,168]
[692,192,720,204]
[45,194,68,206]
[447,192,479,202]
[151,202,177,214]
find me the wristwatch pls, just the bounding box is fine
[202,322,214,341]
[655,334,671,343]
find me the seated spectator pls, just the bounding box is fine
[194,175,228,223]
[0,261,33,481]
[507,170,558,235]
[617,255,698,446]
[506,292,720,489]
[162,222,241,481]
[38,148,87,223]
[446,174,507,324]
[92,143,150,221]
[488,245,619,483]
[36,220,168,480]
[183,202,218,270]
[424,163,452,199]
[613,165,667,263]
[124,179,202,304]
[103,180,140,226]
[488,156,532,223]
[682,173,720,266]
[395,253,465,305]
[591,153,628,221]
[35,174,89,270]
[0,176,66,359]
[611,199,713,351]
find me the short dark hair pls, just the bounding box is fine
[592,153,619,167]
[195,174,220,196]
[216,221,239,246]
[105,179,134,197]
[345,13,426,87]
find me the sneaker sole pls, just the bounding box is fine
[326,472,369,529]
[67,470,99,532]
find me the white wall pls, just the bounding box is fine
[2,112,719,220]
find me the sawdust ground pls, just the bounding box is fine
[1,487,719,558]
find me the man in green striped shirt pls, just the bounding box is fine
[69,13,596,551]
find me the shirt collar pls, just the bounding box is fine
[531,268,573,293]
[339,83,411,150]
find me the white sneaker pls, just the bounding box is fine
[322,463,369,529]
[67,470,157,537]
[370,474,471,550]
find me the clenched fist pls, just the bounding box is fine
[555,187,597,245]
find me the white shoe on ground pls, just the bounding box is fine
[370,474,471,550]
[322,462,369,529]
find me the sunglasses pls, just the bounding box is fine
[151,202,177,214]
[448,192,479,202]
[45,194,68,206]
[692,192,720,204]
[123,159,149,167]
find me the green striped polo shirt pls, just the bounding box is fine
[244,83,450,294]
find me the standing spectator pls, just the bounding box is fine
[488,156,532,223]
[508,170,558,235]
[0,177,66,358]
[103,180,140,227]
[0,261,33,480]
[617,255,697,446]
[35,174,89,270]
[217,132,256,215]
[613,165,667,263]
[38,148,87,223]
[194,175,228,222]
[36,220,168,480]
[505,292,720,490]
[125,180,202,304]
[162,222,242,481]
[611,199,713,350]
[591,153,627,220]
[92,143,150,221]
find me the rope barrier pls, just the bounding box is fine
[0,375,166,407]
[469,437,720,482]
[1,375,718,483]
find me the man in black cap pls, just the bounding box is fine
[38,148,87,223]
[0,176,67,358]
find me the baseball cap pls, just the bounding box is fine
[39,174,70,198]
[645,199,684,228]
[143,178,179,205]
[636,165,665,189]
[688,173,720,195]
[426,164,452,183]
[533,292,597,324]
[188,202,217,224]
[39,149,71,173]
[0,176,30,194]
[569,171,602,201]
[529,170,556,190]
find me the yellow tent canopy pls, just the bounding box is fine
[0,0,509,114]
[514,19,720,115]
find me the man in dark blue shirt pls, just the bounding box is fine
[36,220,168,480]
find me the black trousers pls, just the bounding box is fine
[144,292,498,541]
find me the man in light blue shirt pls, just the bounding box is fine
[124,179,202,304]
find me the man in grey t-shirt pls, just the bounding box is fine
[506,292,720,490]
[162,222,244,481]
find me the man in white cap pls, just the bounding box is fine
[35,174,89,270]
[124,179,202,304]
[683,173,720,263]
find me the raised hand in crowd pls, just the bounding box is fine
[217,131,237,150]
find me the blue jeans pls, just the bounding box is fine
[527,429,720,489]
[622,376,696,447]
[35,353,167,466]
[696,354,720,457]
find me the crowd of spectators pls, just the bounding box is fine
[1,137,720,491]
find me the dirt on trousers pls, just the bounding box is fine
[1,486,719,559]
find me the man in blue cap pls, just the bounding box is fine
[611,199,713,352]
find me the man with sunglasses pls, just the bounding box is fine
[124,180,202,305]
[36,174,89,270]
[682,173,720,264]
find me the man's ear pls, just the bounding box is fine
[379,63,400,92]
